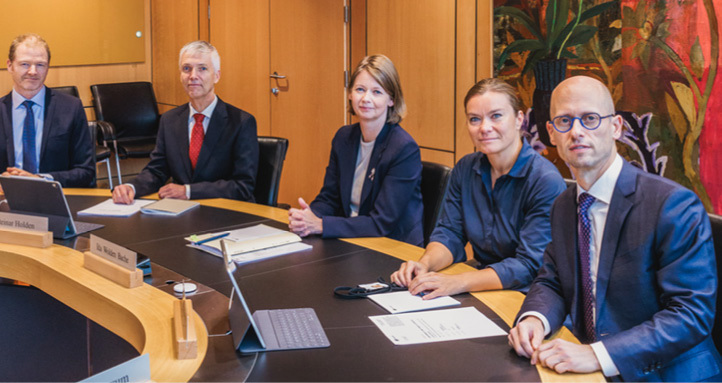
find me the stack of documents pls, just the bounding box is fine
[368,291,460,314]
[186,224,312,264]
[141,199,200,216]
[78,199,155,217]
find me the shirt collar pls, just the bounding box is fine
[188,95,218,121]
[12,86,46,110]
[576,154,623,205]
[473,138,535,178]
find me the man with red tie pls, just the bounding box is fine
[112,40,258,203]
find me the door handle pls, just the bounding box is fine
[270,72,286,79]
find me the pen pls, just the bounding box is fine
[194,232,230,245]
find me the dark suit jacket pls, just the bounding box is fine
[519,160,721,381]
[0,88,94,187]
[310,123,423,246]
[130,98,258,201]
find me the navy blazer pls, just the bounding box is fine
[310,123,423,246]
[130,98,258,201]
[520,160,721,381]
[0,88,94,187]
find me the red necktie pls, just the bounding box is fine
[189,113,205,169]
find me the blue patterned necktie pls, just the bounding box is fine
[21,100,38,174]
[578,192,597,343]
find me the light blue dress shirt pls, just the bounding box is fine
[11,87,46,170]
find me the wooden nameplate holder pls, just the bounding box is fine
[173,298,198,359]
[0,227,52,248]
[83,251,143,288]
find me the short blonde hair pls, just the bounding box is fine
[9,34,50,63]
[348,54,406,125]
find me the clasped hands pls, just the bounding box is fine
[288,197,323,237]
[112,183,188,204]
[508,317,601,374]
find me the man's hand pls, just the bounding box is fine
[390,260,429,287]
[112,185,136,204]
[406,271,467,299]
[158,184,188,200]
[533,339,601,374]
[288,198,322,237]
[4,167,40,178]
[508,316,545,359]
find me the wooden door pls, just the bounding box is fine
[269,0,347,205]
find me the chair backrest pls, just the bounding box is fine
[86,121,99,187]
[564,178,576,188]
[254,136,289,207]
[710,213,722,353]
[421,161,452,246]
[51,86,80,98]
[90,81,160,140]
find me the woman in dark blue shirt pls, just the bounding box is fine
[391,78,566,296]
[287,55,423,246]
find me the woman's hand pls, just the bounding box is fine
[288,197,323,237]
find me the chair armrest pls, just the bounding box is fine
[95,120,117,142]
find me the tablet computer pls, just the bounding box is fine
[0,176,104,239]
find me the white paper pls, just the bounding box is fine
[368,291,461,314]
[369,306,507,345]
[77,199,154,217]
[187,241,311,264]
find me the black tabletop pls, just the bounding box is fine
[7,196,539,382]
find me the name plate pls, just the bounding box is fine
[80,353,151,383]
[0,212,48,232]
[90,234,137,271]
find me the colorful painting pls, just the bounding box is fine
[495,0,721,214]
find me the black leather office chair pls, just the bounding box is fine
[51,86,118,189]
[91,81,161,183]
[51,85,80,98]
[709,213,722,354]
[421,161,452,246]
[254,136,289,207]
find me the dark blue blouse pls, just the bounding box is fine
[429,140,566,292]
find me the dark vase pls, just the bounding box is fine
[532,59,567,146]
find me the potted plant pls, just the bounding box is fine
[495,0,615,145]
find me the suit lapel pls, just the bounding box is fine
[339,125,361,217]
[358,124,392,212]
[595,161,636,317]
[1,93,14,166]
[192,99,227,181]
[558,187,583,330]
[39,88,54,165]
[172,104,193,180]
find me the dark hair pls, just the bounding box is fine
[9,34,50,63]
[463,78,522,113]
[348,54,406,124]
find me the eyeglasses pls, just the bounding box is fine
[550,113,615,133]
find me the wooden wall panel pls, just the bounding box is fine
[209,0,271,136]
[366,0,456,152]
[420,148,455,168]
[0,0,152,117]
[456,0,477,162]
[151,0,201,108]
[477,0,493,80]
[269,0,347,205]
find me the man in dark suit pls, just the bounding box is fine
[508,76,721,381]
[0,34,94,187]
[112,40,257,203]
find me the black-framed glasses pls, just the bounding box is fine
[550,113,615,133]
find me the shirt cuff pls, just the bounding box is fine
[517,311,551,336]
[38,173,53,181]
[590,341,620,377]
[185,184,191,199]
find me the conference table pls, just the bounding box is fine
[0,189,603,382]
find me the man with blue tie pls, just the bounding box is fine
[112,40,258,203]
[508,76,721,381]
[0,34,94,187]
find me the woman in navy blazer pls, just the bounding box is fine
[288,55,423,246]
